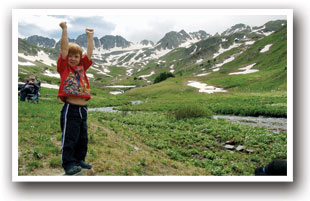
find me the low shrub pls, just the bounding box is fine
[154,72,175,84]
[168,104,213,120]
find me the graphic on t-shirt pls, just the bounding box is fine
[63,66,90,95]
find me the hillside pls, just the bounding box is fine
[17,20,287,102]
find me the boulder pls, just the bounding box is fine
[236,145,245,152]
[224,144,235,150]
[225,139,236,145]
[246,149,254,153]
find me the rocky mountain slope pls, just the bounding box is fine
[18,20,287,93]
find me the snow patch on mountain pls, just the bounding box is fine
[263,31,274,36]
[245,41,255,45]
[252,25,265,33]
[40,83,59,89]
[214,56,235,68]
[188,81,227,94]
[196,72,211,77]
[229,63,258,75]
[179,38,200,48]
[127,68,134,76]
[154,49,172,58]
[139,71,155,79]
[260,44,273,53]
[213,43,241,59]
[18,51,56,66]
[43,69,60,78]
[18,61,36,66]
[190,45,198,55]
[169,64,175,73]
[196,59,203,64]
[90,66,112,77]
[86,73,94,78]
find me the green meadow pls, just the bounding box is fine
[17,75,287,176]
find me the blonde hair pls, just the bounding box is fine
[68,42,83,58]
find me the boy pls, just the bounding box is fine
[57,21,94,175]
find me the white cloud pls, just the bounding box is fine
[19,15,70,32]
[104,15,176,42]
[17,10,287,43]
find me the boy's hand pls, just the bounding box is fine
[86,28,94,60]
[59,22,67,30]
[86,28,94,36]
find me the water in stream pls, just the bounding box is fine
[213,115,287,133]
[88,101,287,133]
[88,100,143,113]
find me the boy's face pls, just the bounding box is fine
[68,53,81,67]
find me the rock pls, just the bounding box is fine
[236,145,245,152]
[75,169,96,176]
[224,144,235,150]
[86,169,96,176]
[225,139,236,145]
[246,149,254,153]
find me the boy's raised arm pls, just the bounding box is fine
[86,28,94,60]
[60,22,69,59]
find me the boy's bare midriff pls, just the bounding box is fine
[66,96,87,106]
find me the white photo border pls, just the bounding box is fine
[12,8,293,182]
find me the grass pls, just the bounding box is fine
[18,98,208,176]
[17,59,287,176]
[122,76,287,117]
[17,91,287,176]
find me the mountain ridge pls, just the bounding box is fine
[23,20,286,52]
[18,19,287,92]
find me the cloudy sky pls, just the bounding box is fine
[17,9,287,43]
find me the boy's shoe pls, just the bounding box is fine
[78,160,92,169]
[65,166,82,175]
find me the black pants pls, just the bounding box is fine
[60,103,88,171]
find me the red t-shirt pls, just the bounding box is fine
[57,54,93,102]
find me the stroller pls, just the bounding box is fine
[19,76,41,103]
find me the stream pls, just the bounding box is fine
[88,100,143,113]
[213,115,287,133]
[88,102,287,133]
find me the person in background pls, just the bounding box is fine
[20,75,40,101]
